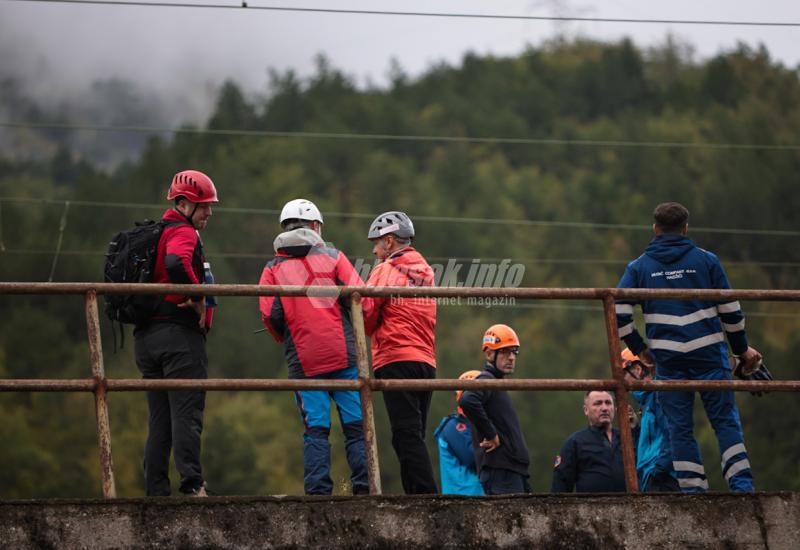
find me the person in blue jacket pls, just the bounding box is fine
[615,202,763,492]
[434,370,484,496]
[621,348,679,492]
[551,390,626,493]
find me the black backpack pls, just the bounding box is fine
[104,219,181,326]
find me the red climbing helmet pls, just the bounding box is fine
[167,170,219,203]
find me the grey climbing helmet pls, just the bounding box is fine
[367,211,415,240]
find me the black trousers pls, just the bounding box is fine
[375,361,438,494]
[135,322,207,496]
[479,467,531,495]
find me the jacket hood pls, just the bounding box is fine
[644,234,696,264]
[273,228,325,257]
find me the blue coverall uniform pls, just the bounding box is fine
[616,233,753,492]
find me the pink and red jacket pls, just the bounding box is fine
[259,228,372,378]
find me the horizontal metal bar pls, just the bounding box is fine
[0,380,97,392]
[2,282,800,301]
[107,379,362,391]
[371,379,620,391]
[0,378,797,392]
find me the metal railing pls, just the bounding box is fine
[1,282,799,498]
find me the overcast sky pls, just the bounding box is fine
[1,0,799,114]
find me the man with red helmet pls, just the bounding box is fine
[458,324,531,495]
[134,169,218,497]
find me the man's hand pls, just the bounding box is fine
[638,348,656,370]
[178,297,207,330]
[480,435,501,453]
[738,346,763,375]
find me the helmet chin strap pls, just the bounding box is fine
[175,201,198,225]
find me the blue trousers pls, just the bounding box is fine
[658,366,753,492]
[294,366,368,495]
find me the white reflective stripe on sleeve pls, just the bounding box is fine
[650,332,724,353]
[673,461,706,475]
[717,301,742,314]
[722,320,746,332]
[644,306,719,327]
[678,478,709,490]
[724,459,752,481]
[615,304,634,315]
[721,443,748,466]
[618,322,635,337]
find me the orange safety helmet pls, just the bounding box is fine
[481,324,520,352]
[456,370,482,414]
[455,370,482,403]
[620,348,652,379]
[167,170,219,203]
[620,347,639,365]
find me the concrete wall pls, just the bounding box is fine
[1,493,797,549]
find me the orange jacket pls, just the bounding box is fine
[364,247,436,371]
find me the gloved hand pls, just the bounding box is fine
[730,355,774,397]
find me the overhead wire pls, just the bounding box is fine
[46,201,70,282]
[5,0,800,27]
[2,196,799,237]
[0,200,5,252]
[2,121,799,152]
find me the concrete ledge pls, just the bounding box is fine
[1,493,797,549]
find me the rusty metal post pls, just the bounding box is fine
[351,292,382,495]
[602,294,639,492]
[85,291,117,498]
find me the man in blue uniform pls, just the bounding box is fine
[615,202,762,492]
[551,390,626,492]
[458,324,530,495]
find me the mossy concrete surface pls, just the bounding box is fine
[0,492,797,549]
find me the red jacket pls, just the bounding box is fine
[364,247,436,371]
[150,208,213,331]
[259,228,371,378]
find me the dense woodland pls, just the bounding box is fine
[1,38,799,497]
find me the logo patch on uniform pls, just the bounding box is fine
[553,455,561,469]
[456,422,467,432]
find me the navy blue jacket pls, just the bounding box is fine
[458,364,530,477]
[551,426,625,493]
[616,234,748,370]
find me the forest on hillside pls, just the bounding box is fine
[1,38,799,497]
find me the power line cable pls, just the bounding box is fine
[5,0,800,27]
[2,121,799,152]
[3,248,800,270]
[47,201,70,282]
[2,196,799,237]
[0,200,5,252]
